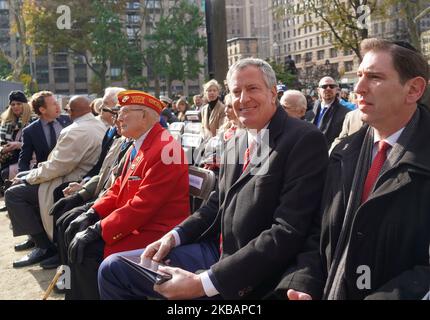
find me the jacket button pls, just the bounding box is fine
[238,290,244,297]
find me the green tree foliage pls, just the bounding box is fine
[274,0,389,60]
[0,55,12,80]
[144,0,206,96]
[23,0,138,93]
[275,0,428,60]
[0,0,33,89]
[266,59,299,89]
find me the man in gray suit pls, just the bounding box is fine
[6,96,106,268]
[97,58,329,300]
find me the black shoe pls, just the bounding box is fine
[40,253,60,269]
[13,248,56,268]
[14,239,35,252]
[0,205,7,212]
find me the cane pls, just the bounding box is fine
[42,265,64,300]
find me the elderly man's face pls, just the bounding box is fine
[117,105,146,139]
[230,66,277,131]
[102,95,116,109]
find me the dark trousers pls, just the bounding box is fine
[5,183,41,235]
[55,203,93,265]
[98,241,220,300]
[65,237,105,300]
[56,202,104,300]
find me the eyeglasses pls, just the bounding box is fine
[101,107,118,115]
[118,107,145,116]
[319,84,337,89]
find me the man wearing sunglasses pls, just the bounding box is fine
[311,76,350,148]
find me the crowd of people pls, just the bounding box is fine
[0,37,429,300]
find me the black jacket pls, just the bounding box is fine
[18,115,71,171]
[311,99,350,148]
[178,107,329,299]
[275,106,430,300]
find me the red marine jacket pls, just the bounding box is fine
[93,123,190,257]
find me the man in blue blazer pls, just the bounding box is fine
[13,91,71,252]
[18,91,71,172]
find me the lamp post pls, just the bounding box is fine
[325,59,331,76]
[272,41,279,63]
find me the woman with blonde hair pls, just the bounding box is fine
[200,79,225,140]
[0,90,34,190]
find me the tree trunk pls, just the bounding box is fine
[154,75,160,97]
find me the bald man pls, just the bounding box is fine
[6,95,106,268]
[311,76,350,146]
[280,90,308,119]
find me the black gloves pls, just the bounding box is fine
[49,193,85,217]
[64,208,99,248]
[68,221,101,264]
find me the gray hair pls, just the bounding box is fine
[226,58,277,89]
[281,90,307,111]
[203,79,221,93]
[142,106,160,123]
[104,87,126,104]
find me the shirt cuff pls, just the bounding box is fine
[171,229,181,247]
[200,271,220,297]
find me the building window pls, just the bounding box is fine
[317,50,325,60]
[330,48,337,58]
[305,52,312,62]
[344,61,354,72]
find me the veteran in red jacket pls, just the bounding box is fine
[64,90,190,300]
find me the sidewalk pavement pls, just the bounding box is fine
[0,198,63,300]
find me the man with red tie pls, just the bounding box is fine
[277,38,430,300]
[97,58,328,300]
[63,90,190,299]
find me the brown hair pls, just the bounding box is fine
[30,91,54,115]
[360,38,429,84]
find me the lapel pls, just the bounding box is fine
[369,108,430,202]
[120,124,163,191]
[231,107,285,188]
[320,100,338,131]
[35,119,50,152]
[331,126,369,203]
[223,130,246,191]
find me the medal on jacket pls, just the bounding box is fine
[131,155,141,171]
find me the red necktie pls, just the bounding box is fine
[361,141,390,203]
[242,141,256,172]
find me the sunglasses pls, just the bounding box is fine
[319,84,337,89]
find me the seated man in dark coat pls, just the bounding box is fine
[276,39,430,300]
[97,58,329,300]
